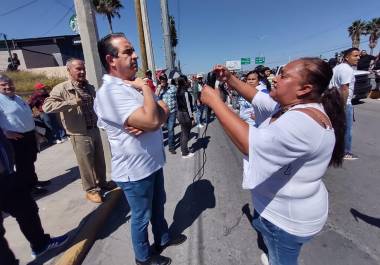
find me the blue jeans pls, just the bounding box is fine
[116,169,170,262]
[252,211,312,265]
[195,104,208,125]
[345,104,353,153]
[166,112,176,151]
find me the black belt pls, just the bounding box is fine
[87,126,97,130]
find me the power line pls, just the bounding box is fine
[0,0,39,16]
[41,5,74,36]
[53,0,72,9]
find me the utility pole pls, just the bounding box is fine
[73,0,112,178]
[160,0,174,71]
[134,0,148,74]
[1,34,14,69]
[73,0,103,88]
[140,0,156,82]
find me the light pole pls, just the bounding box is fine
[1,33,14,69]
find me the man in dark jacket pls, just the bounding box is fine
[357,50,375,70]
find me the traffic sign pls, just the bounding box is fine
[241,57,251,65]
[255,57,265,64]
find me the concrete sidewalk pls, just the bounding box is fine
[3,140,107,265]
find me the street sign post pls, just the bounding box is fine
[241,57,251,65]
[255,57,265,64]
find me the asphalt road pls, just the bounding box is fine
[83,99,380,265]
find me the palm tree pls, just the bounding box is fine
[348,20,367,48]
[364,18,380,55]
[169,16,178,65]
[92,0,123,34]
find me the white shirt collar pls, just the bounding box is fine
[102,74,126,86]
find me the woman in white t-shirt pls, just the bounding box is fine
[200,58,345,265]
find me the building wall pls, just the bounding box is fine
[0,35,84,71]
[21,44,60,68]
[26,66,68,78]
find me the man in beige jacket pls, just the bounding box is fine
[43,58,113,203]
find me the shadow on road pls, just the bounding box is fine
[97,195,130,239]
[169,179,216,237]
[33,167,80,201]
[190,136,210,153]
[28,191,126,265]
[241,203,268,254]
[350,208,380,228]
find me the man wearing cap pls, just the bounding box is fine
[43,58,113,203]
[156,73,177,154]
[194,74,206,128]
[29,83,66,144]
[0,74,49,196]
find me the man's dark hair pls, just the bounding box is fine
[342,47,359,58]
[97,33,125,72]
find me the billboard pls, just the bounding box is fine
[225,60,241,70]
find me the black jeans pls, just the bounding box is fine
[0,173,50,264]
[177,111,192,155]
[9,130,38,188]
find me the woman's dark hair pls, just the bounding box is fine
[246,70,260,79]
[97,33,125,72]
[246,70,271,90]
[176,75,188,91]
[298,57,346,167]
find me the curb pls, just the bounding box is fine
[55,188,122,265]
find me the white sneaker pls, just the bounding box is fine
[260,253,269,265]
[182,153,195,158]
[197,124,204,128]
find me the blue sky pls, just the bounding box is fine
[1,0,380,74]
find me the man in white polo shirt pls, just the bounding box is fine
[329,47,360,160]
[95,33,186,265]
[0,74,50,195]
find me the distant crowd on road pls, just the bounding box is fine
[1,32,379,265]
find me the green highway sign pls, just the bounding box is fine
[241,57,251,65]
[255,57,265,64]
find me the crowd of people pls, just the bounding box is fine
[0,31,376,265]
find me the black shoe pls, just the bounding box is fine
[135,255,171,265]
[154,234,187,254]
[100,181,117,192]
[32,186,48,196]
[169,149,176,155]
[36,180,51,187]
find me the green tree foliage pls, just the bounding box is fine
[169,15,178,48]
[92,0,123,34]
[364,18,380,55]
[348,20,367,48]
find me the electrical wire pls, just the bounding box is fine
[41,5,74,36]
[0,0,39,16]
